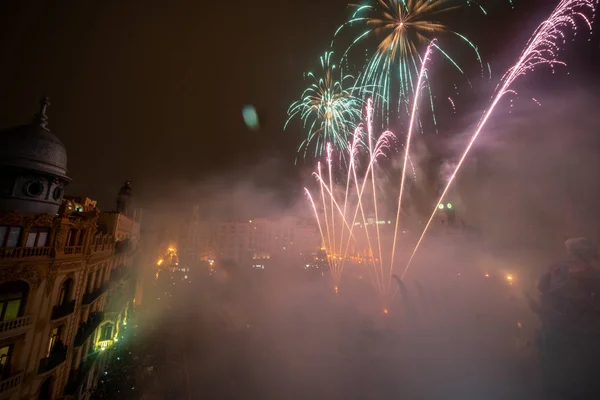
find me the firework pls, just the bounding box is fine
[305,99,396,297]
[402,0,598,279]
[390,41,435,294]
[305,39,436,310]
[285,51,366,160]
[335,0,484,123]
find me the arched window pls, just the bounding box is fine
[0,281,29,321]
[100,323,113,341]
[57,279,72,306]
[38,376,53,400]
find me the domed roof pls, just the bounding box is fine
[0,97,69,179]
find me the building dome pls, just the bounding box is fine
[0,97,71,215]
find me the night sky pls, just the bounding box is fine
[0,0,597,209]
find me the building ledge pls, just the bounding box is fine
[0,371,24,399]
[0,246,50,260]
[51,300,76,320]
[82,284,108,305]
[0,315,33,341]
[74,312,104,347]
[63,246,83,255]
[38,347,67,375]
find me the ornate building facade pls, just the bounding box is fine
[0,99,141,399]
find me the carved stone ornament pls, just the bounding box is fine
[54,226,69,252]
[0,211,56,229]
[0,263,42,289]
[0,211,26,226]
[33,213,55,228]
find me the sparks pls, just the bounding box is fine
[334,0,485,123]
[402,0,598,279]
[285,51,367,160]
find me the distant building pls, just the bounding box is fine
[0,98,141,399]
[179,209,321,269]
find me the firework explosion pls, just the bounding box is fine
[403,0,598,278]
[305,0,597,311]
[285,51,366,160]
[335,0,484,123]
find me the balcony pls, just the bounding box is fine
[63,246,83,255]
[38,345,67,375]
[74,312,104,347]
[51,300,76,320]
[0,246,51,259]
[114,239,132,254]
[96,339,114,351]
[0,315,33,340]
[0,372,24,399]
[64,352,98,395]
[81,284,108,305]
[93,242,114,253]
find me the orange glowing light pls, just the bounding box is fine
[383,308,389,314]
[334,286,339,294]
[157,259,164,266]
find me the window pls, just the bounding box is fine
[100,324,113,341]
[96,268,104,288]
[86,273,95,294]
[68,229,78,246]
[46,326,62,357]
[0,226,21,247]
[0,345,12,378]
[57,279,72,306]
[25,228,50,247]
[0,281,28,321]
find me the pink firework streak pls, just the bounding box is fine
[402,0,598,279]
[390,41,437,295]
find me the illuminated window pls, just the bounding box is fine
[0,226,21,247]
[100,324,113,341]
[0,345,12,378]
[46,326,63,357]
[0,281,28,321]
[57,279,72,306]
[25,228,50,247]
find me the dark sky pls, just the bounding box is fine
[0,0,597,209]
